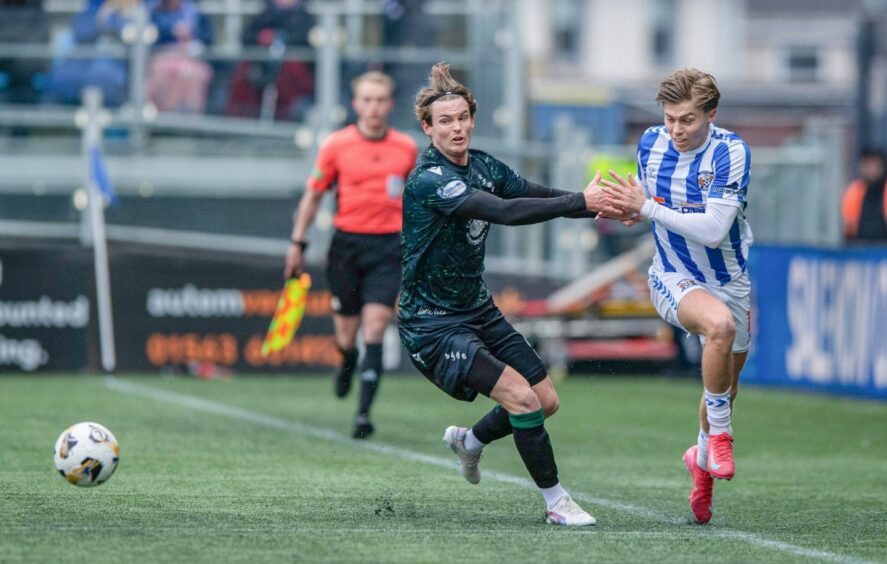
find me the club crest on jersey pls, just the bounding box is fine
[646,164,658,179]
[438,180,467,199]
[677,278,698,292]
[698,171,715,190]
[467,219,488,246]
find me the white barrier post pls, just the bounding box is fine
[78,87,117,373]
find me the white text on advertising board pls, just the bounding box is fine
[0,296,89,327]
[786,258,887,389]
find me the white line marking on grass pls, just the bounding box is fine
[0,525,702,537]
[104,377,872,564]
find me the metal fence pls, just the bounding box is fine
[0,0,850,282]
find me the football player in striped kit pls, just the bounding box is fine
[601,68,752,524]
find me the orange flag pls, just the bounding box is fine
[261,273,312,357]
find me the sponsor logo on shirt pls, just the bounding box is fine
[711,182,743,196]
[676,202,706,214]
[438,180,467,199]
[428,166,443,176]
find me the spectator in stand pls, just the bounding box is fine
[46,0,136,107]
[0,0,50,105]
[380,0,435,130]
[337,1,433,128]
[147,0,213,113]
[842,147,887,244]
[225,0,315,121]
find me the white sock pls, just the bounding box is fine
[704,388,732,435]
[540,482,568,510]
[697,429,709,471]
[463,429,484,454]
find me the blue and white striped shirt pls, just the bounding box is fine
[636,124,752,285]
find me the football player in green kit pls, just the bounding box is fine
[398,63,624,526]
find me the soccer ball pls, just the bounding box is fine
[53,422,119,487]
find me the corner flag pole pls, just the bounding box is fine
[79,87,116,373]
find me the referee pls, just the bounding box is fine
[285,71,418,439]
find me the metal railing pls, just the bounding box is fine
[0,0,850,281]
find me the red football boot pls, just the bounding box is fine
[683,445,714,524]
[707,432,735,480]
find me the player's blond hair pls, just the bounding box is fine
[656,68,720,112]
[351,71,395,97]
[414,63,477,125]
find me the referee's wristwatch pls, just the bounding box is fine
[291,239,308,251]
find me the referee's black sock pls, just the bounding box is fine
[357,343,383,417]
[509,409,559,488]
[471,404,512,444]
[338,346,359,376]
[334,346,359,398]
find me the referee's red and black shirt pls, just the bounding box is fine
[307,125,418,234]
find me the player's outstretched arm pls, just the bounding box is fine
[601,171,738,247]
[452,189,592,226]
[640,199,739,247]
[524,172,624,219]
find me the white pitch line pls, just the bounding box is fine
[0,524,701,536]
[104,377,874,564]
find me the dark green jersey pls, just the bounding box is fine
[398,144,528,323]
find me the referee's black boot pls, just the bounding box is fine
[334,365,354,398]
[353,414,374,439]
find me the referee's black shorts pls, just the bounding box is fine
[327,230,401,316]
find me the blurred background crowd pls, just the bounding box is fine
[0,0,885,383]
[2,0,885,248]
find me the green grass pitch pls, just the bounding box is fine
[1,374,884,563]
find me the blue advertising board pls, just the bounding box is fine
[746,245,887,400]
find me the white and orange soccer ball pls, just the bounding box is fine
[53,422,119,487]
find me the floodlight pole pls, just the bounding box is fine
[80,88,117,373]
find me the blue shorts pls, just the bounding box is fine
[399,301,547,402]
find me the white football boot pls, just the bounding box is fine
[544,494,597,526]
[442,426,482,484]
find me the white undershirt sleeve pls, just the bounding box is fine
[640,199,740,248]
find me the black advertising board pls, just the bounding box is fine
[0,242,94,372]
[109,244,339,373]
[0,239,561,374]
